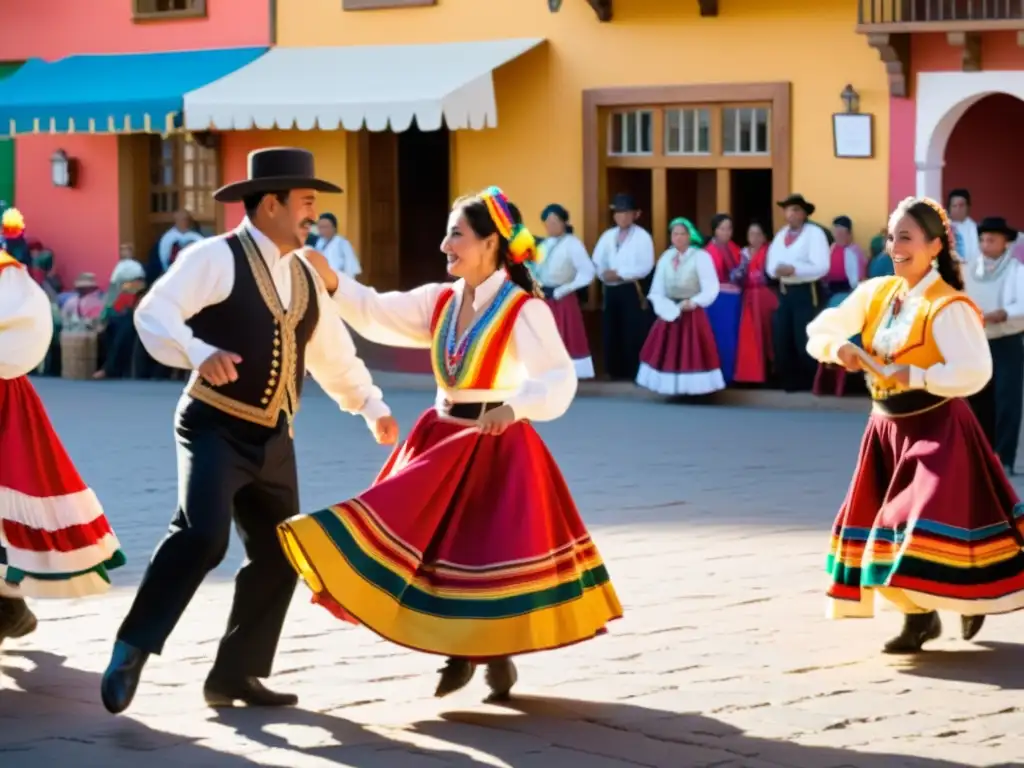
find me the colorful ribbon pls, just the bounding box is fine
[481,186,539,265]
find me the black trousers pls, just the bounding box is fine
[968,333,1024,471]
[772,282,822,392]
[602,280,654,381]
[101,314,138,378]
[117,400,299,678]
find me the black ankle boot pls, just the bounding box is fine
[0,598,38,646]
[961,614,985,641]
[883,611,942,654]
[434,658,476,698]
[484,658,518,702]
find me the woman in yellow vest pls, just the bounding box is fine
[806,196,1024,654]
[279,187,622,701]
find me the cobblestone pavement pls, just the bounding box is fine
[3,379,1024,768]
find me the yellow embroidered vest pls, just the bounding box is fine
[860,276,982,399]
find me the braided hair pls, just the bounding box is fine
[888,196,964,291]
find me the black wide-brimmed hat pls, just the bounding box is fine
[777,193,815,216]
[610,193,639,212]
[978,216,1018,241]
[213,147,342,203]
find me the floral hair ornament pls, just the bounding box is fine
[2,207,25,240]
[669,217,704,247]
[480,186,540,265]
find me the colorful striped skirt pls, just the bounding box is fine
[0,376,125,598]
[827,393,1024,618]
[278,408,622,658]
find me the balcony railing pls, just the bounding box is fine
[858,0,1024,30]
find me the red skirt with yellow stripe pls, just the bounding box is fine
[278,408,622,658]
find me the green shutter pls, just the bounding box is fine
[0,62,23,209]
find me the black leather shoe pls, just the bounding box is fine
[434,657,476,698]
[203,676,298,708]
[101,640,149,714]
[484,658,518,702]
[0,598,38,646]
[883,611,942,654]
[961,614,985,641]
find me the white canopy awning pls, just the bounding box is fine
[183,38,545,133]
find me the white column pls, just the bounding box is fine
[915,160,944,202]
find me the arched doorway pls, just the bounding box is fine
[916,71,1024,219]
[944,94,1024,222]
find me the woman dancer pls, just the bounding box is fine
[733,221,779,385]
[535,204,596,378]
[636,217,724,395]
[0,212,125,645]
[280,187,622,699]
[806,196,1024,653]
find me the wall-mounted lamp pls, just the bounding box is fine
[840,84,860,114]
[50,149,77,188]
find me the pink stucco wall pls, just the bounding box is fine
[888,31,1024,212]
[7,0,270,286]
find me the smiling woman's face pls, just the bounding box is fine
[888,213,941,283]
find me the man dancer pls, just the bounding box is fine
[766,193,830,392]
[101,148,398,714]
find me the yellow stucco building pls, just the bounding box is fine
[188,0,890,291]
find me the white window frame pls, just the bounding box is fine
[607,110,654,157]
[722,107,771,156]
[664,108,711,156]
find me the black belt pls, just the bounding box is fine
[442,401,504,420]
[872,390,948,416]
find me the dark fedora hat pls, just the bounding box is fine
[610,192,639,212]
[978,216,1018,241]
[213,147,342,203]
[777,193,815,216]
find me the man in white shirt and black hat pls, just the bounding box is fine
[766,193,830,392]
[965,215,1024,474]
[591,193,656,380]
[100,147,399,714]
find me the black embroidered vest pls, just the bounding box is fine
[183,229,319,430]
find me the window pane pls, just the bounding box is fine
[739,108,753,153]
[677,110,691,154]
[624,113,637,153]
[665,109,680,154]
[610,113,624,154]
[754,108,770,153]
[638,111,652,154]
[696,109,710,153]
[723,108,738,153]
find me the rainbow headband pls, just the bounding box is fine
[480,186,539,265]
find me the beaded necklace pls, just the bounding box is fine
[440,279,516,385]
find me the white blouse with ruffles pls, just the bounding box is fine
[331,269,578,422]
[805,270,992,398]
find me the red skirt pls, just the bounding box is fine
[635,309,725,395]
[545,291,594,379]
[733,285,778,384]
[827,396,1024,618]
[278,408,623,658]
[0,376,125,598]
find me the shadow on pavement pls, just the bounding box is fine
[895,640,1024,690]
[410,694,972,768]
[211,706,492,766]
[0,650,259,765]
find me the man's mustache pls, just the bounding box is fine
[301,219,316,228]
